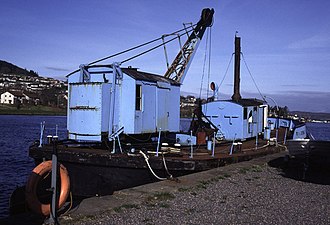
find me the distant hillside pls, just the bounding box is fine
[290,111,330,121]
[0,60,38,77]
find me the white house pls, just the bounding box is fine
[0,91,25,104]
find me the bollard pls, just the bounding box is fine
[47,135,53,145]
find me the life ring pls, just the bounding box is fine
[25,160,70,216]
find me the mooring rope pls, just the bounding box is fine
[162,153,173,178]
[139,150,167,181]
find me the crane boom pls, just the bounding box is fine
[164,8,214,83]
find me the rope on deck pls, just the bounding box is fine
[139,150,167,181]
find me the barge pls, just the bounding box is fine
[17,8,289,218]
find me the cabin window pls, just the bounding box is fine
[135,84,142,111]
[248,111,253,123]
[248,111,253,133]
[243,108,248,119]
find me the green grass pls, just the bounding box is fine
[179,174,230,194]
[251,165,263,172]
[113,204,140,213]
[239,165,263,174]
[178,187,190,192]
[145,192,175,208]
[0,104,66,115]
[239,167,250,174]
[147,192,175,201]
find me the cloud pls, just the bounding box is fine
[45,66,70,72]
[288,34,330,50]
[271,91,330,113]
[182,87,330,113]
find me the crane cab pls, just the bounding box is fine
[67,64,180,142]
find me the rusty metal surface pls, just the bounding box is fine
[29,136,285,172]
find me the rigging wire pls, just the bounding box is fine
[199,27,210,99]
[206,27,212,100]
[241,52,266,101]
[218,53,234,89]
[121,28,193,64]
[66,24,197,76]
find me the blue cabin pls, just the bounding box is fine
[202,99,268,141]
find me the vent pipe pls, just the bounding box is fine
[231,35,242,102]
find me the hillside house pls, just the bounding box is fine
[23,92,40,105]
[0,91,25,104]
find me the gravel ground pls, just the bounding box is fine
[69,159,330,225]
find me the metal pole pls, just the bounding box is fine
[212,131,215,157]
[255,131,258,149]
[156,128,161,157]
[117,136,122,153]
[229,133,236,155]
[284,127,288,144]
[189,130,193,158]
[50,135,58,223]
[39,121,45,148]
[276,118,279,146]
[264,95,279,146]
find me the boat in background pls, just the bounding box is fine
[287,123,330,164]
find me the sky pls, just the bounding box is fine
[1,0,330,113]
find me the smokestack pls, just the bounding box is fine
[231,35,242,102]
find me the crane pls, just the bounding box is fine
[67,8,214,84]
[164,8,214,83]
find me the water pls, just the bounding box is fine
[0,115,67,219]
[0,116,329,219]
[306,122,330,141]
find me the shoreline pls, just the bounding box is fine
[0,105,66,116]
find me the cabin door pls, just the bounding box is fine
[156,88,169,131]
[68,83,111,141]
[142,85,157,132]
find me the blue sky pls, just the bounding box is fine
[1,0,330,113]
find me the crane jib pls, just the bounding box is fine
[164,8,215,83]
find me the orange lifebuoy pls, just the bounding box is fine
[25,160,70,216]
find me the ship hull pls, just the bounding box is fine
[29,138,284,197]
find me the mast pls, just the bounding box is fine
[231,34,242,102]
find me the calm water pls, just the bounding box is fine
[0,116,329,219]
[306,122,330,141]
[0,115,67,219]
